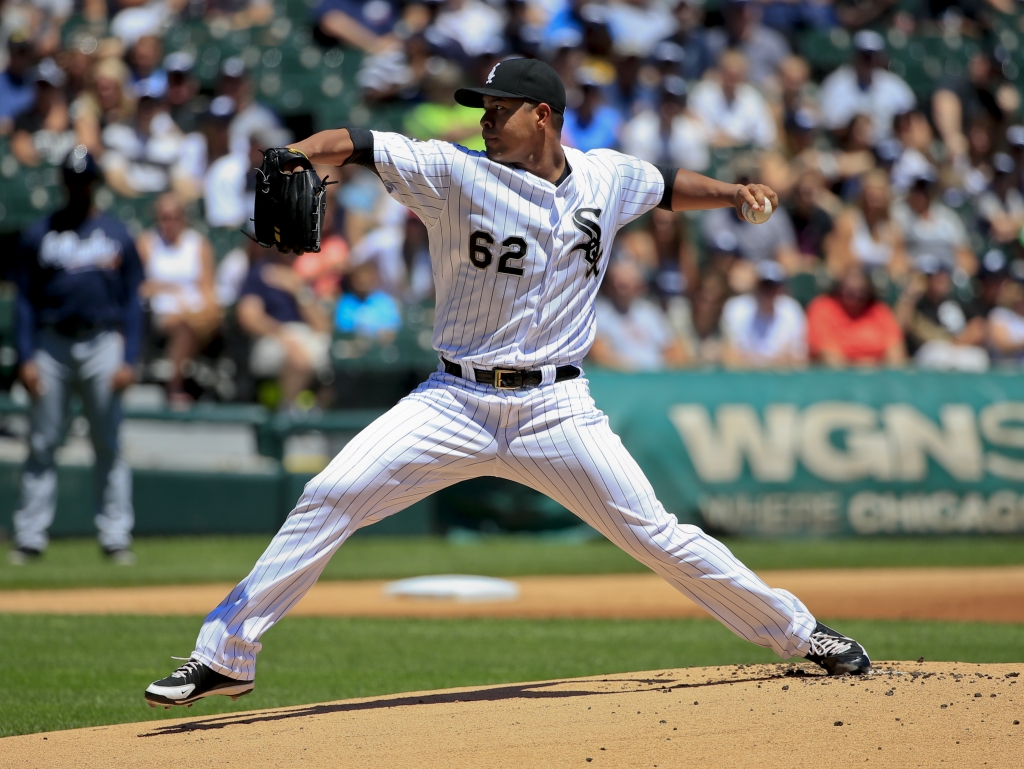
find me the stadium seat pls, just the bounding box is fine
[786,271,824,308]
[797,28,852,76]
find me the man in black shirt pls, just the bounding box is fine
[896,254,989,371]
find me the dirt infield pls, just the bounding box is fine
[1,566,1023,622]
[1,662,1020,768]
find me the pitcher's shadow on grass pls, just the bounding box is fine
[139,669,805,738]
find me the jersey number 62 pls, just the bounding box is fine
[469,231,527,277]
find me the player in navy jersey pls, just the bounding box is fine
[9,146,142,566]
[146,59,869,708]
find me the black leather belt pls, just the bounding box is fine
[442,358,581,389]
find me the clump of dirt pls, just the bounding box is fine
[2,662,1020,768]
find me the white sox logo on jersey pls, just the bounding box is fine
[370,132,667,367]
[570,208,603,278]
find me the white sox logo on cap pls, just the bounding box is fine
[454,58,567,114]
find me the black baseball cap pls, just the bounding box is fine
[454,58,566,115]
[62,145,101,183]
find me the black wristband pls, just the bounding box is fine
[655,165,678,211]
[343,127,375,170]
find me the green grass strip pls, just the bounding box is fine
[1,614,1021,737]
[2,534,1024,590]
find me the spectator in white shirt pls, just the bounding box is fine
[100,79,199,198]
[689,49,776,148]
[201,96,247,228]
[988,270,1024,366]
[218,57,282,157]
[619,75,710,172]
[604,0,678,59]
[430,0,506,58]
[589,260,689,371]
[977,152,1024,245]
[890,165,977,275]
[818,30,916,146]
[721,260,807,368]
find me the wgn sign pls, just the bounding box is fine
[587,371,1024,537]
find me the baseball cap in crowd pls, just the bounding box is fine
[221,56,247,79]
[1009,259,1024,284]
[207,95,237,119]
[708,230,739,255]
[914,253,949,275]
[575,65,606,89]
[8,29,32,52]
[875,138,902,165]
[62,145,101,183]
[756,260,786,285]
[1007,125,1024,149]
[135,77,167,101]
[164,51,195,74]
[653,41,686,66]
[993,152,1016,175]
[790,108,817,132]
[33,58,66,88]
[70,33,99,56]
[661,75,688,101]
[110,7,162,47]
[455,58,567,115]
[655,268,687,296]
[981,248,1008,277]
[477,35,509,58]
[908,164,938,187]
[853,30,886,54]
[548,28,582,51]
[579,4,609,26]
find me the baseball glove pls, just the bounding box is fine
[251,147,334,255]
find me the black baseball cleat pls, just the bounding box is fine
[804,622,872,675]
[145,659,254,708]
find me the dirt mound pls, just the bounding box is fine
[2,662,1020,768]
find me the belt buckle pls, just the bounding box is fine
[492,368,522,389]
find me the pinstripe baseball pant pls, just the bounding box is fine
[193,372,816,679]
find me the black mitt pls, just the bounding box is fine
[252,147,333,255]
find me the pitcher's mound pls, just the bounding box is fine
[3,662,1021,768]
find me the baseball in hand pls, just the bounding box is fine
[742,198,773,225]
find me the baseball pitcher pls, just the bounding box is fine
[146,59,869,707]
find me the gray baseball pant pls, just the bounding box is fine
[13,329,134,552]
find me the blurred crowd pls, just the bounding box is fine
[4,0,1024,409]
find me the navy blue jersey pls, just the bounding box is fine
[15,212,144,363]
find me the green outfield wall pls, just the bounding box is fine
[587,369,1024,536]
[2,369,1024,538]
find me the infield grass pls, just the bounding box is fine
[1,534,1023,590]
[0,614,1021,737]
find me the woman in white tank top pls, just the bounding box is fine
[137,192,222,404]
[826,169,908,279]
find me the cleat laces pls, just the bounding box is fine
[169,658,204,680]
[807,631,853,657]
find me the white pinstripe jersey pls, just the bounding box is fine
[370,130,666,368]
